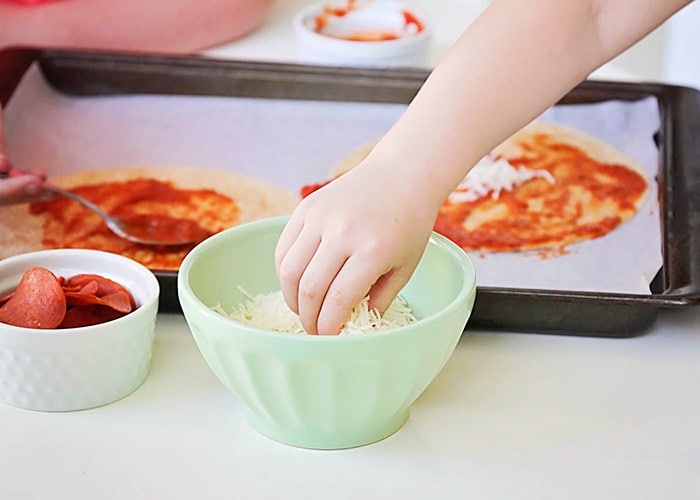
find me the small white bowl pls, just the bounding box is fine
[0,249,159,412]
[293,0,431,68]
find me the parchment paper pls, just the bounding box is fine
[4,65,663,294]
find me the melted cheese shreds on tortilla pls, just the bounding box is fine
[213,289,417,336]
[448,154,556,203]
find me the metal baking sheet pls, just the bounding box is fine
[2,48,699,337]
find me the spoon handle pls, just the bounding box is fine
[43,185,113,221]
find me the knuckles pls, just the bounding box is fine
[298,280,323,304]
[276,255,304,286]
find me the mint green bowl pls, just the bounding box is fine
[178,216,476,449]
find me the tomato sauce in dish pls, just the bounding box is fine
[29,178,240,271]
[434,133,649,253]
[313,0,424,42]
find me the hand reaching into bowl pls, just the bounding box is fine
[275,0,693,335]
[275,155,441,335]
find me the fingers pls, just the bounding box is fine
[279,227,367,335]
[295,241,351,335]
[313,254,384,335]
[275,214,303,270]
[277,221,391,335]
[298,242,427,334]
[276,220,320,317]
[275,214,303,310]
[0,174,45,205]
[367,265,417,314]
[0,153,48,204]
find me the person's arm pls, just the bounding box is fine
[275,0,692,334]
[0,0,272,53]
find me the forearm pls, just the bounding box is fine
[368,0,691,209]
[0,0,272,53]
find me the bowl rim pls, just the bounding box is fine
[178,216,476,342]
[292,0,431,50]
[0,248,160,336]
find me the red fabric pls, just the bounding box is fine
[0,49,36,106]
[6,0,58,4]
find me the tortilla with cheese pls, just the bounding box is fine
[325,120,650,253]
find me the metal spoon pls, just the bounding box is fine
[43,185,212,246]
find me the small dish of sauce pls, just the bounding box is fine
[311,0,425,42]
[293,0,431,67]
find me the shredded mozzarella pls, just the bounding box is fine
[448,154,556,203]
[213,288,417,336]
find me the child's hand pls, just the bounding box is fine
[275,159,439,335]
[0,155,46,205]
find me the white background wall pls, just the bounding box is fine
[663,1,700,89]
[612,1,699,89]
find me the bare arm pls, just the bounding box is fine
[276,0,692,334]
[371,0,691,208]
[0,0,272,53]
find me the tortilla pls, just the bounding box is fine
[318,120,650,253]
[0,165,300,270]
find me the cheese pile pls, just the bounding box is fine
[213,288,417,336]
[448,154,556,203]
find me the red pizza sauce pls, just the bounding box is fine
[29,178,240,271]
[434,134,649,252]
[300,133,649,254]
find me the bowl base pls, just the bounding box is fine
[0,367,149,413]
[249,410,410,450]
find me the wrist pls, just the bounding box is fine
[360,141,453,216]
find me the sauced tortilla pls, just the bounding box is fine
[0,165,300,271]
[326,120,650,253]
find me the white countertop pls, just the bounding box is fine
[204,0,644,81]
[3,2,700,499]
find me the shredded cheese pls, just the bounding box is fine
[448,154,556,203]
[213,288,417,336]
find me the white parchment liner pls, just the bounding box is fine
[4,65,662,294]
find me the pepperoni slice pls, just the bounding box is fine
[64,289,133,314]
[59,305,125,329]
[0,267,66,329]
[0,291,14,307]
[62,274,135,314]
[0,268,137,329]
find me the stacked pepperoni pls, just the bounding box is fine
[0,267,136,329]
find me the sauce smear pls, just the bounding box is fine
[30,178,240,271]
[117,213,213,245]
[435,133,648,252]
